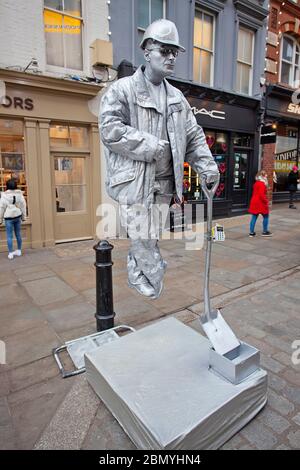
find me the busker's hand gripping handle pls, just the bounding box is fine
[200,175,220,200]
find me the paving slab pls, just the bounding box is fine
[14,269,54,283]
[258,408,291,434]
[0,397,17,450]
[0,271,17,286]
[7,356,60,394]
[57,266,96,292]
[114,296,165,325]
[4,324,60,369]
[45,301,96,334]
[240,419,278,450]
[82,403,136,450]
[21,277,78,306]
[0,284,30,308]
[0,372,9,398]
[268,389,295,417]
[8,376,72,450]
[287,430,300,449]
[0,302,45,338]
[292,412,300,426]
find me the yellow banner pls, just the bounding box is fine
[44,10,81,35]
[274,160,296,172]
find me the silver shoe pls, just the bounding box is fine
[128,276,156,297]
[149,281,164,300]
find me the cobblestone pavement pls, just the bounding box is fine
[0,203,299,450]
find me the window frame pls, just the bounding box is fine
[44,0,85,74]
[236,26,255,96]
[279,34,300,88]
[137,0,167,34]
[136,0,167,65]
[49,123,89,150]
[193,8,215,87]
[0,119,28,216]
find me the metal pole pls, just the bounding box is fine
[201,178,219,322]
[94,240,115,331]
[204,189,213,321]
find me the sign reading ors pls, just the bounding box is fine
[1,96,34,111]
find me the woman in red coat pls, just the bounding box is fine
[248,170,272,237]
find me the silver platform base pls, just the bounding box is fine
[85,317,268,450]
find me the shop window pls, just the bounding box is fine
[193,10,214,86]
[54,156,87,212]
[233,134,251,148]
[44,0,83,71]
[136,0,167,65]
[233,153,248,190]
[0,119,28,212]
[233,133,251,191]
[274,123,299,192]
[183,131,229,201]
[50,124,88,148]
[236,27,254,95]
[280,35,300,88]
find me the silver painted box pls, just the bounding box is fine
[85,318,267,449]
[209,341,260,385]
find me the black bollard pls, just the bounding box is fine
[94,240,116,331]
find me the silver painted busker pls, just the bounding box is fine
[99,19,219,299]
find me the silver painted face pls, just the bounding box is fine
[145,44,179,78]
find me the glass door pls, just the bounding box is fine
[53,155,92,241]
[232,151,249,208]
[232,133,252,209]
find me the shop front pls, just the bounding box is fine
[265,84,300,202]
[171,80,261,217]
[0,69,102,252]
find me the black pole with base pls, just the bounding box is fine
[94,240,115,331]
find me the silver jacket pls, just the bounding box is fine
[99,66,219,207]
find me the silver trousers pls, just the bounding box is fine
[120,180,174,297]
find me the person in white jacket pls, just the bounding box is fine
[0,179,27,259]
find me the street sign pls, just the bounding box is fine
[260,125,277,144]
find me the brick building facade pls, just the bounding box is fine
[263,0,300,202]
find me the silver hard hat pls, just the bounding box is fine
[140,19,185,52]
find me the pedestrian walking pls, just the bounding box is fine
[248,170,272,237]
[0,178,27,259]
[287,165,299,209]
